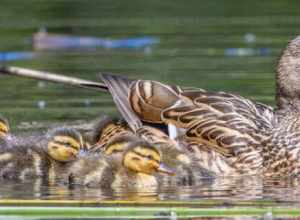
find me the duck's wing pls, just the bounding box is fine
[163,90,275,157]
[183,90,275,131]
[101,73,183,124]
[100,74,143,131]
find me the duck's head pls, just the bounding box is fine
[0,115,9,139]
[46,128,85,162]
[92,115,129,147]
[103,134,138,158]
[276,36,300,111]
[122,141,175,175]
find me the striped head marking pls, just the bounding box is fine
[47,129,84,162]
[104,142,126,156]
[103,134,138,156]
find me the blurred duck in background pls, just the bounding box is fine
[33,28,159,51]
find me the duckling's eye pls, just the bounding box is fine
[64,142,72,147]
[146,155,153,160]
[60,141,76,149]
[51,146,59,150]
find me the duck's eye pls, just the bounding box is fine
[65,142,72,147]
[146,155,153,160]
[51,146,59,150]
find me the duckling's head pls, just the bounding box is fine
[103,134,138,158]
[92,115,129,146]
[122,141,175,175]
[46,127,84,162]
[276,36,300,111]
[0,114,9,139]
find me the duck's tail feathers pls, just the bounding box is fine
[100,73,143,131]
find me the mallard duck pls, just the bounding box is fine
[0,127,84,184]
[100,36,300,177]
[0,114,10,140]
[68,136,175,190]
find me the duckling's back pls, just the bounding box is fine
[67,153,114,188]
[0,141,49,181]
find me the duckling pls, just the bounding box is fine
[89,113,214,184]
[99,36,300,177]
[95,118,185,167]
[103,130,213,186]
[45,127,85,162]
[68,136,174,190]
[110,139,175,190]
[0,114,10,141]
[0,127,84,184]
[89,115,132,152]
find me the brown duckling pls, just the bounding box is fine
[0,127,84,184]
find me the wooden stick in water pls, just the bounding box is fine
[0,66,109,92]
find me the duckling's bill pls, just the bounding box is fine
[157,163,176,175]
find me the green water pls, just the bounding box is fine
[1,0,300,218]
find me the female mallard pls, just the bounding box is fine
[0,127,84,183]
[100,36,300,177]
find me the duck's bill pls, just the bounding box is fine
[157,163,176,176]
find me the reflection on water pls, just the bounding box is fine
[1,175,300,204]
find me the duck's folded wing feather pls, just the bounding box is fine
[100,73,143,131]
[163,90,275,157]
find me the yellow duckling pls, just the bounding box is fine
[89,115,132,152]
[96,119,187,169]
[110,139,175,190]
[0,127,84,184]
[45,127,84,163]
[0,114,10,140]
[68,136,174,190]
[103,131,213,186]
